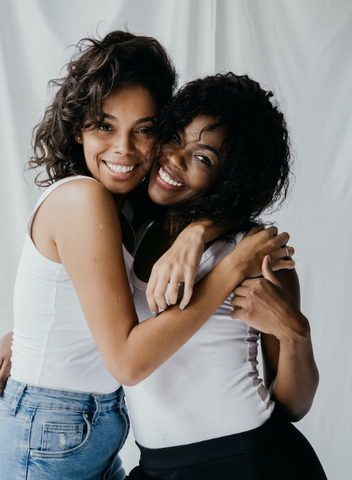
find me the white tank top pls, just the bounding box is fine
[124,225,275,448]
[11,176,134,393]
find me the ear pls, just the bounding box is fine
[75,132,83,144]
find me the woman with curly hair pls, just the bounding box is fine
[0,33,291,480]
[125,74,327,480]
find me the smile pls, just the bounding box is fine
[158,167,185,187]
[105,162,137,174]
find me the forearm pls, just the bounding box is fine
[181,220,228,244]
[270,319,319,421]
[108,257,246,385]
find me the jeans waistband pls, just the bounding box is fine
[2,377,124,417]
[138,407,290,470]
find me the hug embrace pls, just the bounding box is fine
[0,31,327,479]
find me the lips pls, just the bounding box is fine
[157,165,186,188]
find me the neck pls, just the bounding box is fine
[162,213,182,241]
[113,193,127,213]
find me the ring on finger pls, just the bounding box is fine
[169,282,181,286]
[285,246,290,258]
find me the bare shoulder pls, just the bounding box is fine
[32,177,119,262]
[40,177,116,221]
[49,177,110,205]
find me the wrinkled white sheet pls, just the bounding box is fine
[1,1,351,478]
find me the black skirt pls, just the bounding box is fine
[126,407,327,480]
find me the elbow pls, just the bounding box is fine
[286,404,312,423]
[277,396,316,423]
[110,362,149,387]
[118,374,141,387]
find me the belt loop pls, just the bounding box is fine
[118,388,125,409]
[10,382,26,416]
[91,394,101,425]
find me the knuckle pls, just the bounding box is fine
[145,287,153,297]
[154,291,165,302]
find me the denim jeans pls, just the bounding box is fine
[0,378,129,479]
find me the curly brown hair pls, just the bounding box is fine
[29,31,177,186]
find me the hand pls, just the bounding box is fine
[231,256,308,340]
[0,331,13,395]
[230,226,295,280]
[146,224,206,313]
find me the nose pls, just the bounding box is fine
[113,131,135,156]
[167,148,186,170]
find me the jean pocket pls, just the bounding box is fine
[30,413,92,458]
[42,422,84,451]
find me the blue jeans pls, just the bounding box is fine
[0,378,129,479]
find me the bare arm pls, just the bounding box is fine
[0,331,13,395]
[146,221,295,313]
[232,256,319,421]
[31,179,292,387]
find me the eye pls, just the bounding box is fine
[171,132,181,144]
[194,154,213,167]
[98,123,113,132]
[136,126,153,135]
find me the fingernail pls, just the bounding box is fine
[151,311,158,317]
[180,305,186,310]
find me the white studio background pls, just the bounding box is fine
[0,1,351,478]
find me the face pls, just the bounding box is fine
[76,84,157,196]
[148,116,225,207]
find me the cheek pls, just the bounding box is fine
[139,139,155,172]
[191,170,214,193]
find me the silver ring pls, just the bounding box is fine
[169,282,181,287]
[285,246,290,258]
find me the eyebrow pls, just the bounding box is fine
[197,143,220,159]
[180,127,221,159]
[103,114,155,125]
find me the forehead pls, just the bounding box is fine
[103,84,157,115]
[184,115,226,147]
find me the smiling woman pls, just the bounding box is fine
[126,73,327,480]
[149,115,225,205]
[75,84,157,197]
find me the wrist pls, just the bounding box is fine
[277,312,311,346]
[181,223,207,243]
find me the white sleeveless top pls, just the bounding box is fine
[124,224,275,448]
[11,176,134,393]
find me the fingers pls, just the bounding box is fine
[274,230,290,246]
[233,285,250,297]
[231,293,246,319]
[179,272,195,310]
[146,255,199,314]
[261,255,281,287]
[281,244,294,259]
[0,360,11,395]
[270,242,295,271]
[264,225,279,237]
[166,282,182,306]
[146,270,164,315]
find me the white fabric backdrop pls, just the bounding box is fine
[1,1,351,478]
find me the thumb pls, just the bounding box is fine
[262,255,280,287]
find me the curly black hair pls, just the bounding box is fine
[154,72,292,232]
[28,30,177,186]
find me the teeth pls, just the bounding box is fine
[106,162,136,173]
[159,167,184,187]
